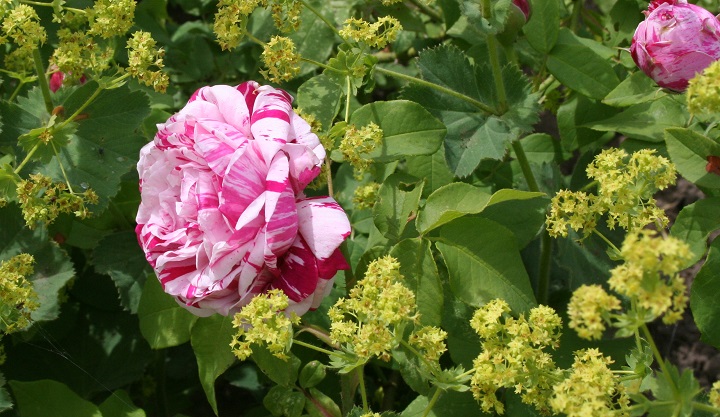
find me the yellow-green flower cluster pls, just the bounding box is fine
[0,254,38,334]
[339,17,402,48]
[409,326,448,363]
[16,173,98,228]
[547,148,676,237]
[270,0,302,33]
[567,285,621,340]
[86,0,136,39]
[587,148,675,231]
[0,4,47,73]
[549,349,628,417]
[710,381,720,409]
[328,256,417,362]
[230,289,300,361]
[546,190,599,238]
[687,60,720,115]
[214,0,301,50]
[352,183,380,210]
[469,300,563,414]
[339,122,383,179]
[608,230,691,325]
[260,36,301,84]
[126,31,169,93]
[52,29,112,84]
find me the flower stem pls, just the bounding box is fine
[51,142,74,193]
[293,339,337,357]
[344,76,352,122]
[373,66,498,115]
[32,48,54,114]
[9,80,26,102]
[57,80,110,130]
[511,141,539,192]
[408,0,443,22]
[357,365,369,412]
[640,324,680,400]
[592,229,621,255]
[692,401,720,414]
[481,0,507,112]
[14,143,40,175]
[421,388,443,417]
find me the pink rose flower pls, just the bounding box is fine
[136,82,351,316]
[49,71,64,93]
[631,0,720,91]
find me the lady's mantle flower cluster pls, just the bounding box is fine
[16,173,98,228]
[470,300,629,416]
[0,254,38,334]
[547,148,676,238]
[353,183,380,210]
[0,5,46,73]
[568,230,692,342]
[328,256,418,363]
[260,36,301,83]
[549,349,629,417]
[126,31,169,93]
[230,289,300,360]
[214,0,302,50]
[687,60,720,115]
[339,17,403,48]
[469,300,562,414]
[339,123,384,179]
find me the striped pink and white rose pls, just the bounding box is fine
[136,81,351,317]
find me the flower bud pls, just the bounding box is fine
[497,0,532,46]
[631,0,720,91]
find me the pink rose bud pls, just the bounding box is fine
[512,0,531,21]
[49,71,64,93]
[631,0,720,91]
[136,82,351,317]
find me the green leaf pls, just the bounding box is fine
[0,206,74,323]
[9,380,102,417]
[402,46,539,177]
[401,391,488,417]
[524,0,560,53]
[191,315,236,416]
[690,238,720,349]
[36,82,151,210]
[416,183,492,234]
[557,94,617,151]
[418,185,547,247]
[670,197,720,266]
[349,100,445,163]
[546,29,620,99]
[389,239,443,326]
[99,390,146,417]
[251,345,301,387]
[296,74,343,132]
[602,71,666,107]
[137,277,198,349]
[92,231,151,314]
[0,372,11,413]
[304,387,342,417]
[289,0,336,76]
[263,385,305,417]
[404,147,454,198]
[298,360,326,389]
[588,96,688,142]
[436,218,536,312]
[373,173,424,242]
[665,128,720,189]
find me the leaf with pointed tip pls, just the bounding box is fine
[191,315,236,416]
[137,277,198,349]
[10,380,102,417]
[665,128,720,189]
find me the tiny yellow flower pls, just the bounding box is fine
[568,285,621,340]
[260,36,300,83]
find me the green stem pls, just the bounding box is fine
[300,57,338,72]
[592,229,620,254]
[32,49,54,114]
[421,388,443,417]
[56,76,118,130]
[374,66,498,115]
[692,401,720,414]
[51,142,74,193]
[357,365,369,412]
[9,80,26,102]
[399,339,438,372]
[511,141,539,192]
[344,76,352,122]
[20,0,84,12]
[640,324,680,400]
[325,156,334,198]
[14,143,40,174]
[409,0,443,22]
[293,339,338,357]
[569,0,584,33]
[481,0,507,111]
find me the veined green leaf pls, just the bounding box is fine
[690,239,720,349]
[137,277,198,349]
[10,380,102,417]
[665,128,720,189]
[191,315,236,416]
